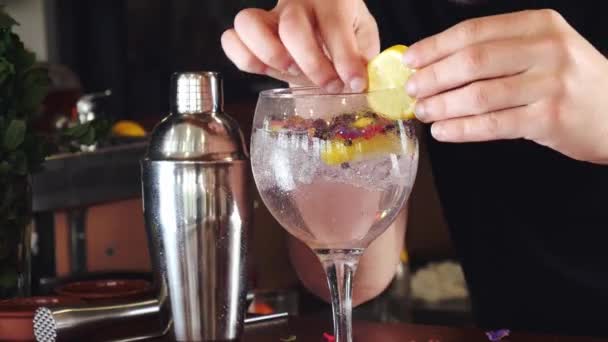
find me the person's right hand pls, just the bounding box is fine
[221,0,380,93]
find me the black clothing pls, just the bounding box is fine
[365,0,608,337]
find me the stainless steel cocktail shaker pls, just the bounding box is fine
[141,72,251,341]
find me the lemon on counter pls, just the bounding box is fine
[112,120,146,137]
[367,44,416,120]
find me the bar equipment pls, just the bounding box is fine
[33,287,171,342]
[31,289,286,342]
[141,71,251,341]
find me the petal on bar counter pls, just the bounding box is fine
[485,329,511,341]
[323,332,335,341]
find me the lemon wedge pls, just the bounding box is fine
[320,134,402,166]
[367,44,416,120]
[112,120,146,137]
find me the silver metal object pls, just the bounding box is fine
[141,71,251,341]
[76,89,112,124]
[32,286,171,342]
[31,288,285,342]
[244,312,288,325]
[172,72,222,114]
[75,89,112,152]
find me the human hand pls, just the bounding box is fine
[405,9,608,164]
[221,0,380,93]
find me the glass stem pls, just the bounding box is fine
[317,249,361,342]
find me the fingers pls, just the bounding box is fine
[430,105,532,142]
[224,2,381,93]
[221,29,267,75]
[404,9,560,68]
[233,8,300,76]
[407,38,538,99]
[315,2,369,92]
[221,28,312,85]
[415,72,547,123]
[278,4,343,92]
[355,7,381,62]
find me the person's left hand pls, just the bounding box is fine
[403,9,608,164]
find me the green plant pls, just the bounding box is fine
[0,9,107,295]
[0,9,109,185]
[0,11,49,231]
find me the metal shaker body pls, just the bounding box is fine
[141,72,250,341]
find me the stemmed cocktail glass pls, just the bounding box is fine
[251,87,419,342]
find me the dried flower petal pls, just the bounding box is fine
[323,332,335,342]
[485,329,511,341]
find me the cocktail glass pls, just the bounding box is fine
[250,87,418,342]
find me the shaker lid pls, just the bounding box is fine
[145,72,247,161]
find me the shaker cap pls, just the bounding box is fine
[145,71,247,161]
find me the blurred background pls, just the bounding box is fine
[8,0,470,326]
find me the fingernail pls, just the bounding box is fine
[287,63,301,77]
[403,50,417,68]
[349,77,366,93]
[325,79,343,94]
[414,102,426,121]
[406,79,417,97]
[431,124,445,140]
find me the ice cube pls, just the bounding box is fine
[270,147,295,191]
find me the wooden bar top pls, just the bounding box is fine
[241,317,608,342]
[150,316,608,341]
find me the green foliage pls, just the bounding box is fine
[0,9,110,181]
[0,8,114,296]
[0,13,50,180]
[60,118,112,149]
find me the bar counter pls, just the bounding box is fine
[147,316,608,342]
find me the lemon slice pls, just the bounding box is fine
[112,120,146,137]
[321,134,402,166]
[367,44,416,120]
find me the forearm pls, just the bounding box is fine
[287,206,408,306]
